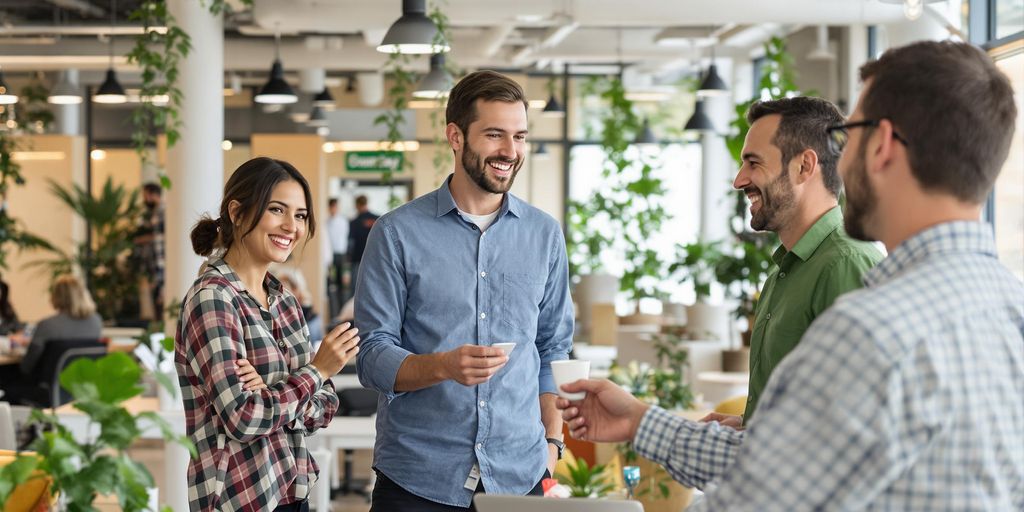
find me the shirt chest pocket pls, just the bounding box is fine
[501,272,546,336]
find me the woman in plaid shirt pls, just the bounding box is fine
[176,157,361,512]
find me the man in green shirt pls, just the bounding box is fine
[704,97,884,428]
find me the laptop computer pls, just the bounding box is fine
[473,495,644,512]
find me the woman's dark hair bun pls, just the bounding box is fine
[190,216,221,256]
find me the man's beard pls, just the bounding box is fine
[748,168,796,233]
[462,140,522,194]
[842,143,878,242]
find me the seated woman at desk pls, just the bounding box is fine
[18,274,102,375]
[0,274,102,404]
[177,157,360,512]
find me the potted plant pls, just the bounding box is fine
[29,177,143,323]
[608,333,695,511]
[555,457,615,498]
[669,240,730,342]
[0,352,195,511]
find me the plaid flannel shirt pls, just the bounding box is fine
[176,258,339,512]
[635,221,1024,511]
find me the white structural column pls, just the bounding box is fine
[845,24,869,114]
[162,1,223,509]
[698,91,735,243]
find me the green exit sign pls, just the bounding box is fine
[345,151,404,172]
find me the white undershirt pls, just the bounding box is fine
[457,207,500,232]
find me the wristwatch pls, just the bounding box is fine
[546,437,565,460]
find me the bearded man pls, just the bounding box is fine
[356,70,574,512]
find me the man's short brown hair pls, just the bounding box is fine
[445,70,529,138]
[859,41,1016,204]
[747,97,846,197]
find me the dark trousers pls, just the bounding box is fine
[272,499,308,512]
[328,253,346,318]
[370,470,547,512]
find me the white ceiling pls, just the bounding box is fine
[0,0,938,80]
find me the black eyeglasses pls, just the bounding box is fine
[826,119,909,154]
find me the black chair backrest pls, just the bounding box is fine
[337,388,378,417]
[35,338,106,408]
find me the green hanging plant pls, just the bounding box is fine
[427,1,460,182]
[126,0,193,189]
[17,75,54,134]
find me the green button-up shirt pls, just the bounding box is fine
[742,206,883,422]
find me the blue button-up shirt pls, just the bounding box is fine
[355,176,574,507]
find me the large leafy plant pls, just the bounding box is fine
[609,333,694,498]
[31,178,142,321]
[567,77,671,302]
[0,352,195,511]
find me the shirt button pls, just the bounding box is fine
[766,313,772,320]
[779,271,787,278]
[480,312,486,319]
[479,400,486,408]
[480,271,487,278]
[476,443,483,450]
[278,340,286,348]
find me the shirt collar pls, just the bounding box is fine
[772,206,843,265]
[208,257,285,298]
[864,221,996,287]
[435,173,521,219]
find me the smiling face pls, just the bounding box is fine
[233,180,308,266]
[733,114,797,233]
[457,99,528,195]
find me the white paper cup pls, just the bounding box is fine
[551,360,590,400]
[493,343,516,355]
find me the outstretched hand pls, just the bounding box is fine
[555,379,650,443]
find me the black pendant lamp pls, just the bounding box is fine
[634,118,657,145]
[697,47,729,97]
[255,30,298,104]
[312,87,335,108]
[684,99,715,132]
[413,53,453,99]
[377,0,450,55]
[94,0,126,104]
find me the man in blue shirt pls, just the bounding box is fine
[356,70,574,511]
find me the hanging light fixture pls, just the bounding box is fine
[533,141,550,158]
[697,45,729,98]
[49,69,82,104]
[684,99,715,132]
[377,0,450,55]
[94,0,126,104]
[307,106,328,127]
[0,68,18,105]
[413,53,453,99]
[634,117,657,145]
[312,87,335,108]
[255,28,298,104]
[878,0,944,21]
[541,94,564,117]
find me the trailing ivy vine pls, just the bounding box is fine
[125,1,190,188]
[427,1,459,182]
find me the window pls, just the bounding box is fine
[992,48,1024,280]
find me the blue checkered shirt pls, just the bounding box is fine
[634,221,1024,511]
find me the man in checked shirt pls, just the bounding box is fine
[558,40,1023,511]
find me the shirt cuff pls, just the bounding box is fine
[633,405,687,466]
[537,354,568,395]
[366,343,413,399]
